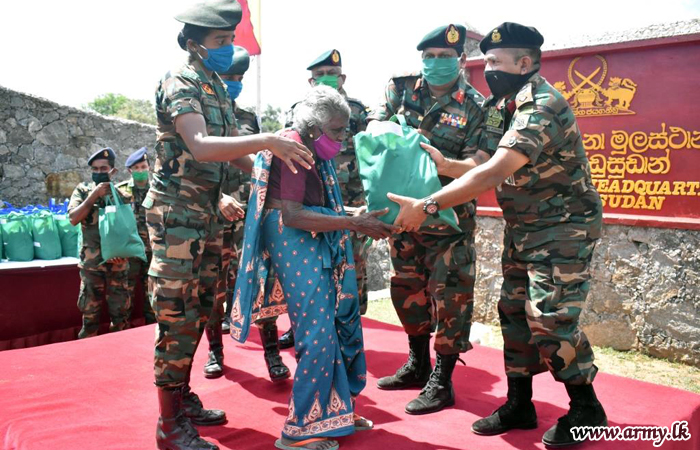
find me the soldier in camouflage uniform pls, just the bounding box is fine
[389,22,607,448]
[148,3,314,450]
[369,24,486,416]
[117,147,156,325]
[278,48,370,351]
[67,147,130,339]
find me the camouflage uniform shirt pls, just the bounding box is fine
[225,103,261,204]
[369,71,486,235]
[481,73,603,242]
[149,63,235,214]
[68,181,130,270]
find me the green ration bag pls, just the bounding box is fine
[30,209,62,260]
[0,212,34,261]
[54,214,80,258]
[354,115,460,231]
[98,183,147,263]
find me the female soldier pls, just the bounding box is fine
[148,2,313,450]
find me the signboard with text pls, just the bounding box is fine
[466,34,700,229]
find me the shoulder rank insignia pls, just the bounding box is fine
[485,107,504,134]
[202,84,215,95]
[455,90,465,104]
[446,25,460,45]
[439,113,467,129]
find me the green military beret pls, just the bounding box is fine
[306,49,342,71]
[174,0,242,29]
[479,22,544,53]
[417,24,467,53]
[87,147,116,166]
[221,46,250,75]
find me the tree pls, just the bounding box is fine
[86,93,156,125]
[260,105,283,133]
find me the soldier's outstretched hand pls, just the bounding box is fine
[387,193,426,233]
[420,142,448,175]
[268,134,314,174]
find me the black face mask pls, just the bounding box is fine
[484,70,536,99]
[92,172,111,184]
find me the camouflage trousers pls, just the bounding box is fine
[208,220,239,327]
[390,230,476,355]
[145,198,222,388]
[126,253,155,324]
[499,233,598,385]
[77,262,130,339]
[351,230,370,315]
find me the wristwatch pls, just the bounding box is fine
[422,197,440,218]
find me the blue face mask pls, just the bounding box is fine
[421,57,460,86]
[200,44,235,73]
[223,80,243,101]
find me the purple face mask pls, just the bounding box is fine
[314,133,342,160]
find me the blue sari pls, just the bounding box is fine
[231,144,367,440]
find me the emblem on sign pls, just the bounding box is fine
[553,55,637,117]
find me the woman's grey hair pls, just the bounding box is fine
[292,85,350,135]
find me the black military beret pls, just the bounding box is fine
[174,0,242,29]
[417,24,467,53]
[221,46,250,75]
[88,147,116,166]
[479,22,544,53]
[125,147,148,168]
[306,49,342,71]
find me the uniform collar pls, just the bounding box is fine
[419,70,467,107]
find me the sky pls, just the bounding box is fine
[1,0,699,115]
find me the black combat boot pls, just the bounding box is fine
[278,328,295,349]
[203,324,224,379]
[405,352,460,415]
[542,383,607,447]
[156,387,219,450]
[472,376,538,435]
[259,322,291,382]
[377,334,431,390]
[181,384,227,426]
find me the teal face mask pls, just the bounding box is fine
[314,75,339,90]
[421,57,460,86]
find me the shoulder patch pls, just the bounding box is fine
[515,83,535,109]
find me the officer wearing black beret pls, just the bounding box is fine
[386,22,607,447]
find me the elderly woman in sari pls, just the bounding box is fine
[230,85,395,450]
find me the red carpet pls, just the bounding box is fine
[1,316,698,450]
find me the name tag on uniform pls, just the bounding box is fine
[485,107,504,134]
[439,113,467,129]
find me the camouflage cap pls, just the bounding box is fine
[125,147,148,168]
[417,24,466,53]
[306,49,342,71]
[88,147,116,166]
[221,46,250,75]
[174,0,242,29]
[480,22,544,53]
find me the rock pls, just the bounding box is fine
[35,121,71,146]
[581,316,637,350]
[0,129,6,144]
